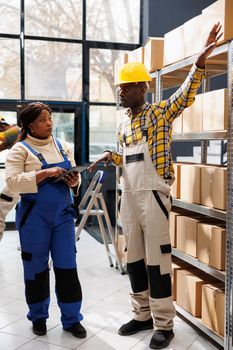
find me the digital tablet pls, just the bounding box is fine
[52,165,90,182]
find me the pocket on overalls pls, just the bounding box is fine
[159,236,172,275]
[19,201,35,230]
[21,251,35,280]
[15,201,35,231]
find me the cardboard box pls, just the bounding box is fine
[201,166,227,210]
[201,0,233,45]
[169,209,186,247]
[171,163,181,199]
[117,234,127,264]
[184,15,204,58]
[180,164,201,204]
[163,24,184,66]
[202,283,225,337]
[164,0,233,64]
[144,37,164,73]
[172,262,180,301]
[176,216,201,258]
[127,47,144,63]
[176,269,206,317]
[197,223,226,270]
[172,114,183,133]
[114,53,128,85]
[182,94,203,133]
[202,89,228,131]
[169,212,178,247]
[172,261,190,301]
[183,0,233,60]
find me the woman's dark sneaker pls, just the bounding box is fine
[64,322,87,338]
[32,320,47,336]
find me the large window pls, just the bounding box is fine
[25,0,83,39]
[0,0,142,163]
[89,105,117,161]
[86,0,140,43]
[25,40,82,101]
[0,39,20,99]
[90,49,128,103]
[0,0,20,34]
[53,112,75,150]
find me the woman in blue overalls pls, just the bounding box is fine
[5,102,86,338]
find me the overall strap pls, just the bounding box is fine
[21,141,47,166]
[54,138,69,161]
[122,115,127,147]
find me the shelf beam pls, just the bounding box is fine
[172,199,226,221]
[150,42,229,90]
[172,248,225,282]
[175,304,224,347]
[173,131,227,140]
[151,42,229,78]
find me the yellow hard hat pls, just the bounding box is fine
[116,62,152,85]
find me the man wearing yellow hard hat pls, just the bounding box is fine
[89,23,222,349]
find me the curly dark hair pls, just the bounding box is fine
[19,102,52,140]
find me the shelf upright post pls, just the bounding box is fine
[155,70,162,103]
[201,73,210,164]
[225,39,233,350]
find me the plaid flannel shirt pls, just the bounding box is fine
[111,64,205,178]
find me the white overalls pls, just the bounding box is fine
[0,187,19,240]
[120,111,176,330]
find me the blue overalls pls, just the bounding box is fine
[16,138,83,329]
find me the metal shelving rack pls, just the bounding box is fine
[149,41,233,349]
[114,40,233,349]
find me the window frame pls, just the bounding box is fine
[0,0,144,163]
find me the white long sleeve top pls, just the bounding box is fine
[5,134,80,194]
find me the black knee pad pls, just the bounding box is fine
[54,266,82,303]
[147,265,171,299]
[127,259,148,293]
[25,267,50,304]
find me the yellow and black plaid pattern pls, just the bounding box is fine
[112,64,204,177]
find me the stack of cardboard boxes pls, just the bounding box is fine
[171,163,227,211]
[174,88,228,134]
[115,0,233,76]
[172,259,225,337]
[170,212,226,270]
[163,0,233,66]
[170,207,225,337]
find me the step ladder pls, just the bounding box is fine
[76,170,125,274]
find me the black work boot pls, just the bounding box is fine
[64,322,87,338]
[118,318,153,336]
[149,329,174,349]
[32,320,47,336]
